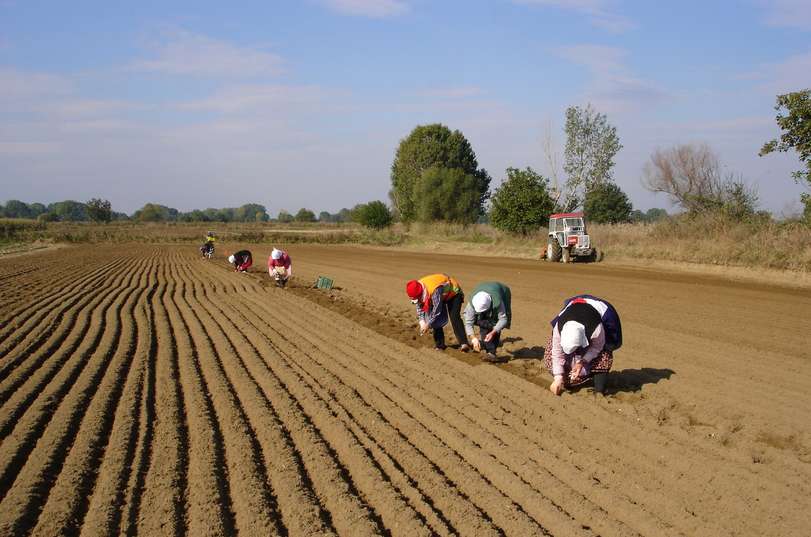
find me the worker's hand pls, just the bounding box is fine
[418,320,428,335]
[570,360,584,382]
[471,337,481,352]
[484,330,497,342]
[550,376,565,396]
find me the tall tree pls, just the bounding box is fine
[390,123,490,222]
[759,89,811,220]
[561,104,622,210]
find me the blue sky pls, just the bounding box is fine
[1,0,809,215]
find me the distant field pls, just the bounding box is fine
[2,216,811,272]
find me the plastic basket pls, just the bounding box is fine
[315,276,334,290]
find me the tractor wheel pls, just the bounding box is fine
[546,240,561,262]
[561,247,571,264]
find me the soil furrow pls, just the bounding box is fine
[233,291,551,537]
[171,269,283,536]
[0,257,146,535]
[0,256,130,365]
[170,261,336,537]
[199,279,506,536]
[0,257,144,503]
[134,259,188,537]
[27,256,155,537]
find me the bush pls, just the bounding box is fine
[584,182,633,224]
[277,210,294,223]
[414,166,481,224]
[490,167,556,234]
[353,201,393,230]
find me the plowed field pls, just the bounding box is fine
[0,245,808,537]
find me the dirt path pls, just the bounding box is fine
[0,244,808,536]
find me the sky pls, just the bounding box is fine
[0,0,809,216]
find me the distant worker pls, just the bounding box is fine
[463,282,512,363]
[406,274,469,352]
[268,248,293,287]
[200,231,216,258]
[228,250,253,273]
[545,294,622,395]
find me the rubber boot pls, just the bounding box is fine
[593,373,608,394]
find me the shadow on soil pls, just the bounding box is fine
[604,368,675,394]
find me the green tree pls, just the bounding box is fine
[390,123,490,222]
[48,200,88,221]
[29,203,47,218]
[234,203,269,222]
[277,210,294,223]
[294,208,316,222]
[584,182,633,224]
[133,203,175,222]
[760,89,811,189]
[3,200,33,219]
[561,104,622,210]
[337,208,352,222]
[353,201,393,230]
[414,166,482,224]
[318,211,332,222]
[489,167,556,234]
[86,198,113,223]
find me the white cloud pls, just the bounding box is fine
[759,0,811,30]
[555,44,669,113]
[322,0,409,18]
[132,29,284,78]
[514,0,634,33]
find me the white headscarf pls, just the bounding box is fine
[560,321,589,354]
[271,248,283,260]
[472,291,492,313]
[228,254,235,264]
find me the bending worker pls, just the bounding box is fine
[406,274,468,351]
[463,281,512,363]
[228,250,253,273]
[268,248,292,287]
[200,231,216,258]
[545,294,622,395]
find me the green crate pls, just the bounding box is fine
[315,276,334,290]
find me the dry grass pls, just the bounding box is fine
[3,215,810,272]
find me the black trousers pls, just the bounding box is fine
[432,293,467,348]
[475,318,501,353]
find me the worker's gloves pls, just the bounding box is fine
[418,320,428,335]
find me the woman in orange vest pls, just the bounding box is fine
[406,274,469,352]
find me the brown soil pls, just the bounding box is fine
[0,244,809,536]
